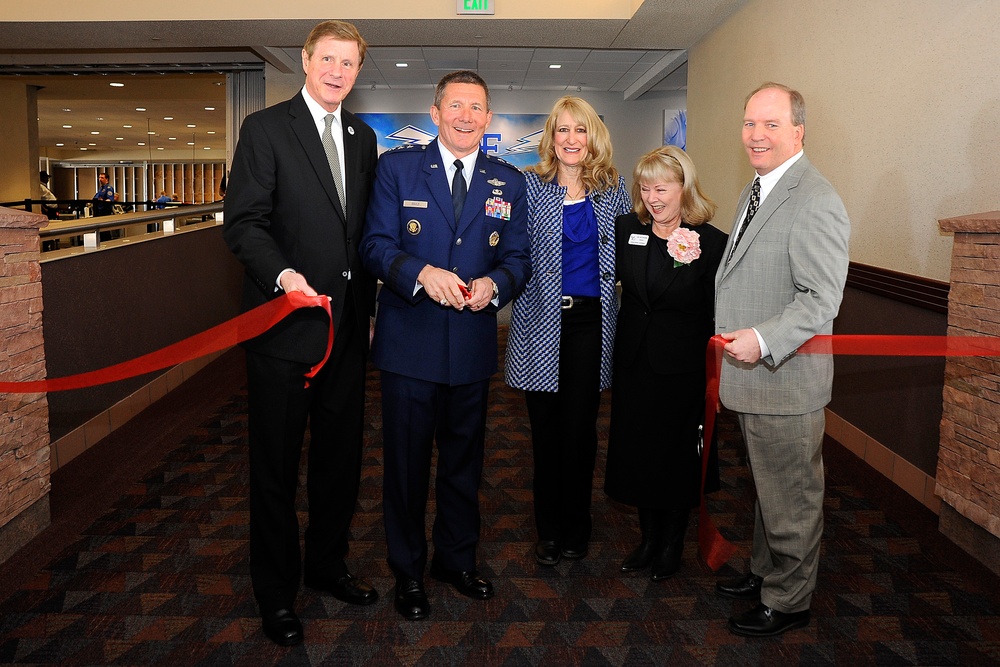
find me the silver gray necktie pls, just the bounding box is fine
[322,114,347,214]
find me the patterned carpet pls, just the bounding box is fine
[1,332,999,666]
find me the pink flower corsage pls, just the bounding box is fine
[666,227,701,267]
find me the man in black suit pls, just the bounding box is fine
[223,20,378,647]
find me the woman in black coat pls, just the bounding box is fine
[605,145,727,581]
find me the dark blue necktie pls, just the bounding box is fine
[452,159,467,222]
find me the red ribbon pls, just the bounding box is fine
[698,333,1000,571]
[0,292,333,394]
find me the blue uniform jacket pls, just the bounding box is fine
[361,139,531,386]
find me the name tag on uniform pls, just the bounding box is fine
[403,200,428,208]
[628,233,649,246]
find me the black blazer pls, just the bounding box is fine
[614,213,727,375]
[223,92,378,364]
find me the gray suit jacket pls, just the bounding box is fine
[714,154,850,415]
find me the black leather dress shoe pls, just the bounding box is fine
[560,544,588,560]
[261,607,303,646]
[535,540,561,566]
[715,572,764,600]
[394,577,429,620]
[305,573,379,606]
[728,603,810,637]
[429,562,494,600]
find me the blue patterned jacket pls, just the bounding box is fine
[505,171,632,391]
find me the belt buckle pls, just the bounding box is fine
[561,295,573,309]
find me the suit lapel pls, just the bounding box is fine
[720,157,809,277]
[624,218,653,308]
[289,94,347,224]
[341,110,361,222]
[423,139,456,231]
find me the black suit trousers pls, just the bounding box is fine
[524,299,602,548]
[246,296,365,611]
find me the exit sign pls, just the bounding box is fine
[457,0,494,15]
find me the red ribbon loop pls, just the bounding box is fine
[0,292,333,394]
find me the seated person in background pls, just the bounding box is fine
[155,191,171,209]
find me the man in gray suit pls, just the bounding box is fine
[713,82,850,637]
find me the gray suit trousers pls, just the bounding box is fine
[738,408,825,613]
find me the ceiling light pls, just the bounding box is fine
[203,146,211,150]
[186,124,196,128]
[206,131,216,135]
[110,82,125,87]
[187,141,195,145]
[80,147,87,151]
[55,143,64,147]
[163,116,173,120]
[204,106,215,111]
[169,137,177,140]
[91,131,100,135]
[62,125,72,129]
[395,63,408,68]
[96,117,104,121]
[116,137,124,141]
[136,107,146,111]
[123,124,132,128]
[157,147,164,150]
[88,143,96,146]
[138,142,145,146]
[148,131,156,135]
[62,108,71,112]
[549,64,562,69]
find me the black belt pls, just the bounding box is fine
[561,295,599,309]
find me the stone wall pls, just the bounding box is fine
[0,206,50,564]
[937,211,1000,575]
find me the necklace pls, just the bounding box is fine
[563,182,586,200]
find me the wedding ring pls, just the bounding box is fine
[440,298,448,305]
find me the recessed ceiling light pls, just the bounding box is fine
[187,124,196,128]
[187,142,195,145]
[123,124,132,128]
[80,147,87,151]
[203,146,211,150]
[88,143,96,146]
[91,131,100,135]
[157,147,165,150]
[62,108,71,112]
[148,131,156,135]
[116,137,124,141]
[204,106,215,111]
[549,64,562,69]
[135,107,146,111]
[395,63,408,68]
[163,116,173,120]
[55,143,64,147]
[169,137,177,140]
[96,117,104,121]
[138,142,145,146]
[207,131,216,135]
[110,82,125,87]
[62,124,72,129]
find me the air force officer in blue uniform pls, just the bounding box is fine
[361,70,531,621]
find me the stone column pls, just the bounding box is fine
[937,210,1000,576]
[0,206,50,564]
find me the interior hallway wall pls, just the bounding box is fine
[685,0,1000,282]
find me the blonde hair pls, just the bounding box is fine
[631,145,716,226]
[527,96,619,193]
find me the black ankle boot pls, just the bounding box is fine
[650,510,689,581]
[620,508,661,572]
